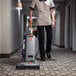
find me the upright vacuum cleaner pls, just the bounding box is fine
[16,15,40,69]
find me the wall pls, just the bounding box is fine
[65,0,70,4]
[10,0,22,52]
[64,4,69,48]
[0,0,1,53]
[60,4,65,47]
[64,0,76,51]
[64,2,72,49]
[1,0,11,53]
[53,4,65,47]
[72,0,76,51]
[0,0,22,57]
[54,10,60,45]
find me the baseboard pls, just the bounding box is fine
[53,44,65,48]
[0,45,22,58]
[0,54,10,58]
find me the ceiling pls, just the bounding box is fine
[21,0,65,4]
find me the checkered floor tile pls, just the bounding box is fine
[0,46,76,76]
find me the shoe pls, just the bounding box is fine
[47,53,51,59]
[41,58,45,61]
[40,54,45,61]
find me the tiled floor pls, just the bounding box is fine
[0,46,76,76]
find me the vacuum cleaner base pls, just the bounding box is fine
[16,62,40,69]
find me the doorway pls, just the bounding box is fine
[65,2,72,50]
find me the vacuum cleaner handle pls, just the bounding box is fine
[30,19,32,29]
[29,17,33,37]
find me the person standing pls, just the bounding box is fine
[29,0,55,61]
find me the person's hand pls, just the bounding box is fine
[30,18,32,23]
[52,21,55,28]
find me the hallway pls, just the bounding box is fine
[0,46,76,76]
[0,0,76,76]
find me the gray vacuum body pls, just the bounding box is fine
[16,61,40,69]
[16,35,40,69]
[16,15,40,69]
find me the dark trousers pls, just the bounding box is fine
[37,25,52,59]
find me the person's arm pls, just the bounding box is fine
[51,8,55,27]
[29,0,36,19]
